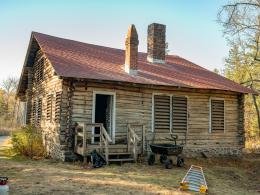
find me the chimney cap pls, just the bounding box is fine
[149,23,166,27]
[127,24,138,38]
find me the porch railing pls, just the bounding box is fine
[75,122,145,163]
[127,124,143,162]
[99,124,112,163]
[74,122,112,163]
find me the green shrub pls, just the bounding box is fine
[11,125,45,159]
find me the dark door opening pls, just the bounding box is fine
[94,94,113,143]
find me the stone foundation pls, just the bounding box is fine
[44,139,76,161]
[183,147,242,158]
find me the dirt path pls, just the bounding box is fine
[0,136,10,146]
[0,142,259,194]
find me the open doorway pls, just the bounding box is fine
[93,93,115,144]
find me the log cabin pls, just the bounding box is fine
[16,23,256,163]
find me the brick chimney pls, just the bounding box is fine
[125,24,139,75]
[147,23,166,64]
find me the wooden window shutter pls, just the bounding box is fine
[46,94,53,121]
[211,99,224,132]
[154,95,170,133]
[37,98,42,126]
[172,96,187,133]
[32,99,36,125]
[38,58,44,82]
[55,91,62,122]
[34,58,44,84]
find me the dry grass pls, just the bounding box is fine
[0,140,259,195]
[246,137,260,153]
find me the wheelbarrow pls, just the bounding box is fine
[148,135,184,169]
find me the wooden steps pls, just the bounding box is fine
[76,144,137,165]
[108,158,134,163]
[74,123,144,165]
[88,144,129,154]
[107,152,134,164]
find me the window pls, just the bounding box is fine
[36,98,42,126]
[46,94,53,121]
[172,96,188,133]
[55,91,62,122]
[153,95,188,133]
[153,95,171,133]
[32,98,42,126]
[32,99,36,124]
[34,58,44,83]
[210,99,225,132]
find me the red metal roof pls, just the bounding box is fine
[32,32,255,94]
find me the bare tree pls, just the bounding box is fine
[218,0,260,131]
[0,76,18,128]
[1,76,18,94]
[218,0,260,36]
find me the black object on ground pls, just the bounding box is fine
[148,135,184,169]
[90,150,106,168]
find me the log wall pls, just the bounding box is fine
[25,49,66,160]
[66,80,244,157]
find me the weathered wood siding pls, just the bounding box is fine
[66,80,243,156]
[25,49,64,159]
[62,81,152,145]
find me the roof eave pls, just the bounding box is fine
[16,32,40,99]
[59,76,255,94]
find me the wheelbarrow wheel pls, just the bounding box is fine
[160,155,167,164]
[148,154,155,165]
[177,156,184,167]
[164,159,173,169]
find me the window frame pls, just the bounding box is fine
[55,91,62,122]
[92,90,116,144]
[33,97,42,126]
[152,93,189,133]
[46,93,54,122]
[34,57,45,84]
[209,97,225,133]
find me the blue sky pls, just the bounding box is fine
[0,0,228,81]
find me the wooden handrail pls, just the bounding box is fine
[127,124,143,162]
[128,126,141,142]
[99,124,112,164]
[74,123,112,164]
[101,125,112,143]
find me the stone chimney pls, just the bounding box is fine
[125,24,139,75]
[147,23,166,64]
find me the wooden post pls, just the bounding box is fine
[101,124,110,165]
[99,125,102,152]
[133,137,137,162]
[74,126,78,153]
[105,140,109,165]
[83,123,87,156]
[142,125,146,154]
[127,124,130,152]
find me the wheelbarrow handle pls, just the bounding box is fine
[165,134,178,145]
[170,134,178,140]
